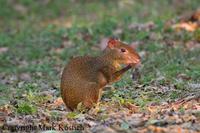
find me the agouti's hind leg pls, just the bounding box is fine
[83,83,102,109]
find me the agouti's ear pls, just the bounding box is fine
[107,38,118,48]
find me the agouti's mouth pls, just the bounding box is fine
[126,56,140,65]
[133,58,140,64]
[127,58,140,65]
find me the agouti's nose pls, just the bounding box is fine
[134,58,140,64]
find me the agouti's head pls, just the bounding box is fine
[105,38,141,66]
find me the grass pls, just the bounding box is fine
[16,102,37,115]
[0,0,200,112]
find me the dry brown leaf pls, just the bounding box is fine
[147,106,159,114]
[48,97,64,109]
[172,9,200,32]
[172,22,198,32]
[177,73,191,80]
[53,97,64,105]
[0,104,12,115]
[182,114,196,122]
[191,9,200,22]
[147,125,167,133]
[124,103,139,113]
[185,41,200,50]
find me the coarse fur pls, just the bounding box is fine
[60,38,140,110]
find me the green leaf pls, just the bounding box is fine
[66,112,80,119]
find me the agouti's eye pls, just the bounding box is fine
[120,48,126,53]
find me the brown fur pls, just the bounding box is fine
[60,39,140,110]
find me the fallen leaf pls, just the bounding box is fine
[124,103,139,113]
[147,106,159,114]
[51,97,64,106]
[172,22,198,32]
[171,9,200,32]
[19,73,32,81]
[0,47,8,54]
[147,125,167,133]
[176,73,191,81]
[185,41,200,50]
[0,104,12,115]
[190,9,200,22]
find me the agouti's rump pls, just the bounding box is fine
[61,56,106,110]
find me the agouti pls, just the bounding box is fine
[60,38,140,110]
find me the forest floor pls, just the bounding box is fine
[0,0,200,133]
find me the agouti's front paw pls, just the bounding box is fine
[130,62,141,68]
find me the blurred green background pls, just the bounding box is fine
[0,0,200,107]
